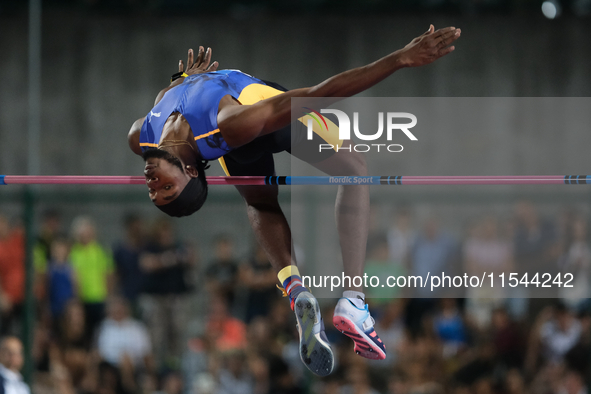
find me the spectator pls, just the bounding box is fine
[217,351,253,394]
[431,298,468,358]
[139,218,195,366]
[155,371,184,394]
[94,360,131,394]
[513,201,561,318]
[402,360,444,394]
[266,298,297,350]
[246,317,273,356]
[364,235,406,303]
[472,377,494,394]
[406,217,459,332]
[513,202,560,274]
[453,341,496,388]
[557,369,588,394]
[463,216,513,328]
[559,217,591,311]
[396,332,442,380]
[34,210,63,267]
[387,207,416,266]
[247,354,269,394]
[69,216,114,342]
[15,207,591,393]
[529,363,566,394]
[33,209,62,301]
[0,214,25,335]
[410,218,459,289]
[539,304,582,366]
[52,300,91,387]
[97,296,155,392]
[504,369,526,394]
[204,234,239,307]
[239,242,278,323]
[386,369,409,394]
[372,299,406,366]
[190,372,217,394]
[205,295,247,352]
[46,237,77,320]
[267,354,303,394]
[0,336,30,394]
[112,214,145,308]
[341,364,380,394]
[564,311,591,375]
[526,304,582,375]
[490,307,523,369]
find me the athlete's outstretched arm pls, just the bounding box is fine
[218,25,460,147]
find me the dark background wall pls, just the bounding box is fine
[1,12,590,178]
[1,6,590,255]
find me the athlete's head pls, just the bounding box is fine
[143,148,208,217]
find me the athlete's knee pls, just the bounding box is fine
[348,151,368,175]
[332,151,368,176]
[236,185,280,208]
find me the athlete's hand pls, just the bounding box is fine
[179,46,219,76]
[398,25,461,68]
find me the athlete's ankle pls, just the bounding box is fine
[278,265,306,310]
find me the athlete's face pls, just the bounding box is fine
[143,150,191,206]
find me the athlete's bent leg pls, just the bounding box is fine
[235,184,294,272]
[235,184,335,375]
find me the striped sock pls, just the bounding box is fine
[278,265,306,310]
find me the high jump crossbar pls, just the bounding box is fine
[1,175,591,186]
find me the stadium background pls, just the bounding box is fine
[1,0,591,393]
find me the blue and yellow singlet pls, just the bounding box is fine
[139,70,286,160]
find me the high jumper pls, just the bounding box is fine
[127,25,461,376]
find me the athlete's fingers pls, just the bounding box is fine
[432,26,456,39]
[194,46,205,68]
[436,28,461,48]
[432,26,456,38]
[422,24,434,35]
[437,45,455,58]
[199,47,212,70]
[407,25,433,47]
[186,49,195,71]
[206,61,219,72]
[178,60,183,73]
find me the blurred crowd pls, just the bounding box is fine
[0,200,589,394]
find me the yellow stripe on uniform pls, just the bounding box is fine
[194,129,220,140]
[139,142,159,148]
[218,156,230,176]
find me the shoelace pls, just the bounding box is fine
[276,284,313,297]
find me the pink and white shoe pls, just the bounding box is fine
[333,298,386,360]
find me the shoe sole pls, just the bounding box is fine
[294,292,335,376]
[332,315,386,360]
